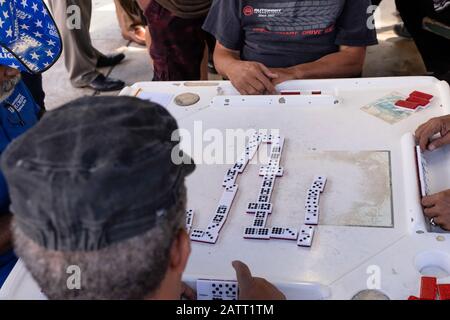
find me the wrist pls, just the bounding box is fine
[289,65,305,79]
[224,59,241,79]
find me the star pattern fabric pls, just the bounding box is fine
[0,0,62,74]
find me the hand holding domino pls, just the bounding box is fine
[415,114,450,152]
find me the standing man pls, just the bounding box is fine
[48,0,126,92]
[203,0,378,95]
[114,0,147,46]
[395,0,450,83]
[136,0,215,81]
[0,0,62,287]
[370,0,411,38]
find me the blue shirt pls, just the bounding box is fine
[0,80,41,215]
[0,80,40,288]
[0,249,17,288]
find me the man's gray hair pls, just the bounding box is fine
[13,186,187,300]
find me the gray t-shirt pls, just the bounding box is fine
[203,0,378,68]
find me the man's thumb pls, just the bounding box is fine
[232,260,253,287]
[429,134,450,151]
[260,64,278,79]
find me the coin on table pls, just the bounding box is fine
[174,93,200,107]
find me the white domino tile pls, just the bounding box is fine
[270,227,298,240]
[305,202,320,212]
[220,185,238,207]
[307,188,320,198]
[255,211,268,219]
[232,160,247,174]
[416,145,430,197]
[245,133,262,160]
[191,230,219,244]
[202,231,219,244]
[305,196,320,208]
[256,193,271,203]
[247,202,273,214]
[190,229,205,241]
[211,213,227,225]
[197,279,239,300]
[247,146,259,160]
[311,175,327,193]
[222,169,238,187]
[259,166,284,177]
[252,211,268,228]
[270,137,285,154]
[261,176,276,189]
[206,221,224,235]
[259,132,282,144]
[186,209,194,233]
[304,176,327,225]
[215,204,229,216]
[267,154,282,168]
[305,207,319,225]
[297,225,315,247]
[243,227,271,240]
[258,186,273,199]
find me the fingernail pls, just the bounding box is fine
[429,145,436,151]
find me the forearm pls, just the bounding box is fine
[289,48,366,79]
[0,214,12,254]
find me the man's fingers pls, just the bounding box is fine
[416,121,441,151]
[424,206,441,218]
[415,120,432,140]
[258,64,278,79]
[232,260,253,288]
[233,81,250,95]
[433,216,446,227]
[181,283,197,300]
[235,86,248,95]
[254,72,276,94]
[415,123,426,138]
[422,194,440,207]
[247,77,266,94]
[245,82,262,95]
[418,128,435,152]
[428,134,450,151]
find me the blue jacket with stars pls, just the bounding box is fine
[0,80,40,215]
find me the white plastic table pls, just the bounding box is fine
[2,77,449,300]
[121,77,450,300]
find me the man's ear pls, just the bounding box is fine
[169,229,191,274]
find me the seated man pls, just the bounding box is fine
[0,0,62,288]
[416,115,450,231]
[1,96,285,300]
[203,0,378,95]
